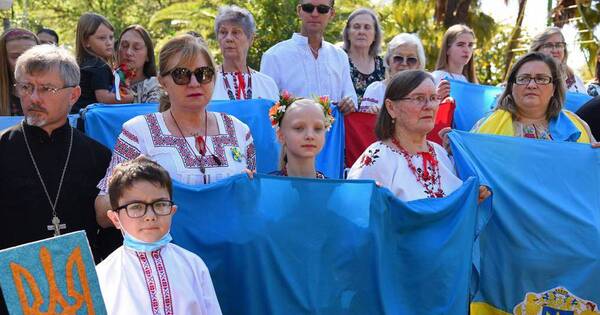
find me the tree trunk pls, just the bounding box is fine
[443,0,473,27]
[503,0,527,81]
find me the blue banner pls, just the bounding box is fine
[449,131,600,314]
[448,79,592,131]
[82,101,344,178]
[170,174,480,315]
[0,231,106,314]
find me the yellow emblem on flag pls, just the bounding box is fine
[513,287,600,315]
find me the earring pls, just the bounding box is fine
[391,118,396,124]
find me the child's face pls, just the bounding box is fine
[85,23,114,60]
[278,103,326,161]
[108,180,176,243]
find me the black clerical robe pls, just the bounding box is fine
[0,120,112,256]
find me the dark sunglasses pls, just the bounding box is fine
[163,67,215,85]
[300,3,331,14]
[392,55,418,66]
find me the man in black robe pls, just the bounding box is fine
[0,45,120,259]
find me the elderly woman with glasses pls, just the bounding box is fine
[472,52,595,144]
[95,34,256,228]
[212,5,278,101]
[529,27,585,94]
[359,33,426,113]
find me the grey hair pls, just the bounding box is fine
[383,33,426,70]
[15,44,80,86]
[214,5,256,40]
[342,8,382,57]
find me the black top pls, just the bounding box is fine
[269,169,327,179]
[0,121,116,256]
[347,55,385,104]
[575,96,600,140]
[73,56,113,114]
[9,93,22,116]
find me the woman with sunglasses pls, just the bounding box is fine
[96,35,256,227]
[432,24,478,100]
[529,27,585,94]
[212,5,278,101]
[360,33,426,112]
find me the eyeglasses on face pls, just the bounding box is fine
[540,42,566,50]
[391,55,418,66]
[162,67,215,85]
[300,3,331,14]
[397,94,441,107]
[13,82,74,97]
[514,75,553,85]
[115,200,175,218]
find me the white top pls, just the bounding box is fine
[212,68,279,101]
[347,141,463,201]
[96,243,222,315]
[567,74,586,94]
[360,80,386,111]
[260,33,358,107]
[98,112,255,193]
[431,70,468,85]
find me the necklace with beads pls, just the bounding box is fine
[391,137,445,198]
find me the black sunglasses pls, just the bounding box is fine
[163,67,215,85]
[392,55,418,66]
[300,3,331,14]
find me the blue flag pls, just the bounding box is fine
[0,115,79,131]
[448,80,592,131]
[170,174,480,314]
[82,101,344,178]
[449,131,600,314]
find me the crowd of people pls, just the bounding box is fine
[0,0,599,313]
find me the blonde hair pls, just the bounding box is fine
[0,28,39,116]
[435,24,478,83]
[75,12,114,65]
[529,27,574,82]
[157,34,217,112]
[277,98,325,170]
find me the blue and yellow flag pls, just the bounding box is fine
[170,174,481,314]
[450,131,600,315]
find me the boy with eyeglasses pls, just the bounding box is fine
[96,156,222,315]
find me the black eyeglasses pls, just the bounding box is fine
[514,75,553,85]
[115,200,175,218]
[162,67,215,85]
[540,42,566,51]
[392,55,418,67]
[300,3,331,14]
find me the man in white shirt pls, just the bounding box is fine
[260,0,357,114]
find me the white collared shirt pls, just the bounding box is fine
[260,33,358,107]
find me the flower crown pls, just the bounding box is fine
[268,91,335,131]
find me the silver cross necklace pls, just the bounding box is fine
[21,121,73,236]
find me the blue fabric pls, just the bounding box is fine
[449,131,600,312]
[448,80,593,131]
[170,174,480,315]
[0,114,79,131]
[82,101,345,178]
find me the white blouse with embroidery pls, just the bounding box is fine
[347,141,463,201]
[98,112,256,192]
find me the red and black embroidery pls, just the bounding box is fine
[136,252,160,315]
[151,250,173,315]
[359,148,380,168]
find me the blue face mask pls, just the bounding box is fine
[120,226,172,252]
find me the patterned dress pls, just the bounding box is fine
[348,56,385,104]
[98,112,256,192]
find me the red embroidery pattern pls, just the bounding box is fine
[144,113,241,169]
[390,139,445,198]
[136,252,160,315]
[114,137,142,160]
[246,141,256,171]
[359,148,380,168]
[151,250,174,315]
[121,128,139,143]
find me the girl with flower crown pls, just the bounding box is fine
[268,92,334,179]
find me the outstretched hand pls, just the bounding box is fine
[478,185,491,204]
[439,127,453,155]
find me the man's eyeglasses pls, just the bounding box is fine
[540,42,566,51]
[391,55,419,67]
[13,83,74,97]
[514,75,553,85]
[115,200,175,218]
[300,3,332,14]
[397,95,441,107]
[162,67,215,85]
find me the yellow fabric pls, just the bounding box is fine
[474,109,590,143]
[470,302,511,315]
